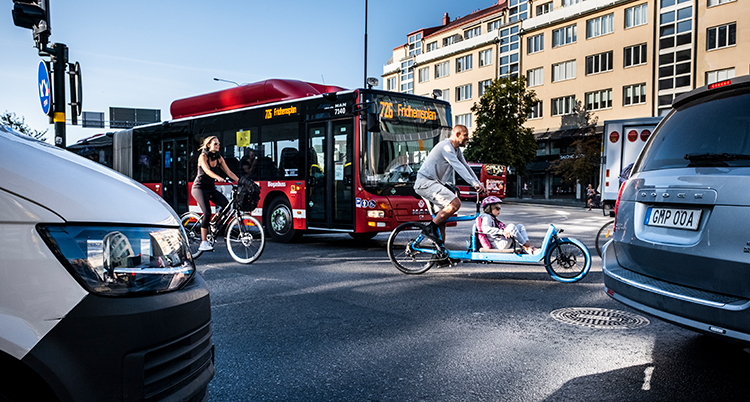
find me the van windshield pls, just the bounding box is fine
[638,92,750,171]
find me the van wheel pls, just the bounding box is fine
[265,197,301,242]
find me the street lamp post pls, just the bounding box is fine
[213,77,240,87]
[364,0,368,88]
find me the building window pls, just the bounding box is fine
[508,0,529,22]
[585,89,613,111]
[386,77,397,91]
[659,5,693,51]
[479,49,493,67]
[587,14,614,39]
[500,54,520,78]
[487,20,502,32]
[527,33,544,54]
[563,0,580,6]
[499,26,520,53]
[708,0,735,6]
[418,67,430,83]
[456,54,473,73]
[585,51,613,75]
[536,2,553,16]
[706,68,735,85]
[435,61,450,79]
[455,113,473,128]
[527,67,543,87]
[657,49,692,91]
[464,27,481,39]
[707,22,736,50]
[456,84,473,101]
[625,4,648,29]
[426,41,438,52]
[408,33,422,57]
[443,34,460,47]
[623,83,647,106]
[552,24,577,47]
[552,60,576,82]
[551,95,575,116]
[624,43,647,67]
[528,101,543,119]
[478,79,492,96]
[439,89,450,102]
[400,60,414,94]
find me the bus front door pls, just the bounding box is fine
[161,138,189,215]
[306,120,354,232]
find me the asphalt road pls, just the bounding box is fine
[197,202,750,401]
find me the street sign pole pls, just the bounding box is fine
[50,42,67,147]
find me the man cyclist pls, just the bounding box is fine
[415,124,487,244]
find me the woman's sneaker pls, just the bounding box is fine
[198,241,214,251]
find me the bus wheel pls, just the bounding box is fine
[265,197,300,242]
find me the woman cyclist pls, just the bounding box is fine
[192,136,239,251]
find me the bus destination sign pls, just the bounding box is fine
[379,100,437,123]
[264,105,298,120]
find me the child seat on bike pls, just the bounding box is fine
[472,216,516,253]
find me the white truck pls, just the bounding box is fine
[599,116,663,215]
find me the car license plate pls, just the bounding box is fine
[644,207,702,230]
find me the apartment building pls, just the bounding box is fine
[382,0,747,199]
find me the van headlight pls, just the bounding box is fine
[38,225,195,296]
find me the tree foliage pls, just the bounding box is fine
[1,111,48,141]
[548,101,600,186]
[463,76,539,172]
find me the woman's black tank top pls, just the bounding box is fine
[194,157,224,189]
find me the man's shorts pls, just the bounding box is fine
[414,177,458,214]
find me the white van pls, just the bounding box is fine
[0,125,213,401]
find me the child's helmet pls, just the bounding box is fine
[481,196,502,209]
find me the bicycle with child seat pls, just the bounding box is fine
[180,181,265,264]
[386,197,591,282]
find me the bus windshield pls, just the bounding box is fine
[360,93,451,196]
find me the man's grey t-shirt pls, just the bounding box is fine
[415,138,480,188]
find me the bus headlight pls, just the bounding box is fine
[38,225,195,296]
[367,210,385,218]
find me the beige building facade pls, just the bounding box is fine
[383,0,747,199]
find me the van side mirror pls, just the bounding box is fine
[366,113,381,132]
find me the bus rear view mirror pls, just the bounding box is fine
[366,113,381,133]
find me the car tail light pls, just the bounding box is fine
[613,181,628,232]
[708,79,732,90]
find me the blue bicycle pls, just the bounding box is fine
[386,202,591,282]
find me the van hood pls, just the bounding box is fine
[0,127,179,226]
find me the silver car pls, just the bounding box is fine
[603,74,750,344]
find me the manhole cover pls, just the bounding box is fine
[551,307,650,329]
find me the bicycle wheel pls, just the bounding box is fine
[387,222,440,274]
[595,219,615,257]
[226,214,265,264]
[544,239,590,283]
[181,212,204,259]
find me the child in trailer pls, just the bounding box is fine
[475,196,541,255]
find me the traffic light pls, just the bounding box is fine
[12,0,50,47]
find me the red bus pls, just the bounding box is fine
[109,79,452,242]
[455,163,507,200]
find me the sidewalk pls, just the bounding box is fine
[502,197,585,209]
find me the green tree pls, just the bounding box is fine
[1,111,48,141]
[464,76,539,172]
[548,101,600,187]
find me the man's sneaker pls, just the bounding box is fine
[198,241,214,251]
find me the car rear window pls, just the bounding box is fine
[638,92,750,171]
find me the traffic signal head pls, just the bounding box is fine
[12,0,50,47]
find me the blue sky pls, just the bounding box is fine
[1,0,496,145]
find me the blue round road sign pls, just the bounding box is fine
[38,60,51,115]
